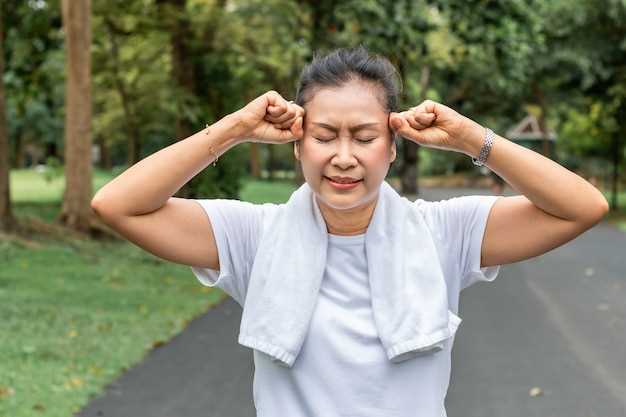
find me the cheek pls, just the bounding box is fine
[301,138,391,168]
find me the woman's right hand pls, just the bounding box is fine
[232,90,305,144]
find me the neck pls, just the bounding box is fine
[315,194,378,236]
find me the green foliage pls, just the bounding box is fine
[185,144,249,199]
[3,0,64,157]
[3,0,625,199]
[40,156,63,183]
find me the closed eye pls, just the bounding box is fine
[313,137,376,144]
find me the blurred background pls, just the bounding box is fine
[1,1,625,416]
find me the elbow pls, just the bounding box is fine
[90,193,114,222]
[581,197,610,227]
[90,196,106,220]
[594,193,610,220]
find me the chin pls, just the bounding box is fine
[316,183,372,210]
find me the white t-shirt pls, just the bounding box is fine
[190,194,502,417]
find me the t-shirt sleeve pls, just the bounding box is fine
[189,199,273,306]
[417,195,503,291]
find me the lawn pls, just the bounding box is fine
[1,169,296,417]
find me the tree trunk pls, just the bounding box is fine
[98,136,112,170]
[45,142,58,160]
[157,0,200,198]
[159,0,195,142]
[59,0,94,233]
[268,144,276,181]
[249,142,260,178]
[14,132,25,168]
[0,9,15,232]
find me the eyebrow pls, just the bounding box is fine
[312,122,381,133]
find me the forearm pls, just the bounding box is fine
[92,113,242,217]
[460,119,609,222]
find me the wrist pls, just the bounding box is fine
[212,112,247,145]
[459,118,486,158]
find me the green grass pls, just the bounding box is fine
[11,168,114,203]
[240,177,298,203]
[1,169,296,417]
[0,238,226,416]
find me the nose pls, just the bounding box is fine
[331,138,357,169]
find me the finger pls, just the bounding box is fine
[265,109,295,124]
[415,112,436,126]
[389,112,411,134]
[413,100,437,115]
[290,116,304,139]
[389,112,405,131]
[265,93,288,116]
[406,111,427,130]
[389,112,425,144]
[277,116,297,129]
[406,110,433,130]
[292,103,305,116]
[268,99,301,119]
[267,104,288,117]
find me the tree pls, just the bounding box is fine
[59,0,94,233]
[0,3,15,232]
[534,0,626,209]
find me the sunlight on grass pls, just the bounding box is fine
[11,168,114,203]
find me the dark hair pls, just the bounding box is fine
[294,45,403,114]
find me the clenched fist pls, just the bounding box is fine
[232,90,305,144]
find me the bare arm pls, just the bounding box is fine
[91,114,241,217]
[90,90,304,269]
[90,114,242,269]
[389,99,609,270]
[459,121,610,268]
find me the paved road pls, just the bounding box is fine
[76,187,626,417]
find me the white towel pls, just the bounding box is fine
[238,180,461,367]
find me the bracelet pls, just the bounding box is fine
[471,128,495,167]
[206,123,219,167]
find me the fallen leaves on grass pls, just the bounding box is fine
[0,385,16,399]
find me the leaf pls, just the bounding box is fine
[0,385,16,399]
[64,376,84,390]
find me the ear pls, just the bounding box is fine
[389,135,397,163]
[293,140,300,161]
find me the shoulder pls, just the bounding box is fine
[412,195,500,239]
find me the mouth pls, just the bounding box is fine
[325,176,363,184]
[324,176,363,189]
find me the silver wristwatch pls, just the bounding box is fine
[472,128,495,166]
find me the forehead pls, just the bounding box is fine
[305,81,387,124]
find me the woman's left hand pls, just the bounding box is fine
[389,99,479,154]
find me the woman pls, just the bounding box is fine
[91,46,608,417]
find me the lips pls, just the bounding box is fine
[326,176,362,184]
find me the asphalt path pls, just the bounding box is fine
[76,187,626,417]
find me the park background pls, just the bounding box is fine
[1,0,625,416]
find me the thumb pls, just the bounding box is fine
[290,116,304,139]
[389,113,408,133]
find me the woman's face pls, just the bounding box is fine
[294,79,397,211]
